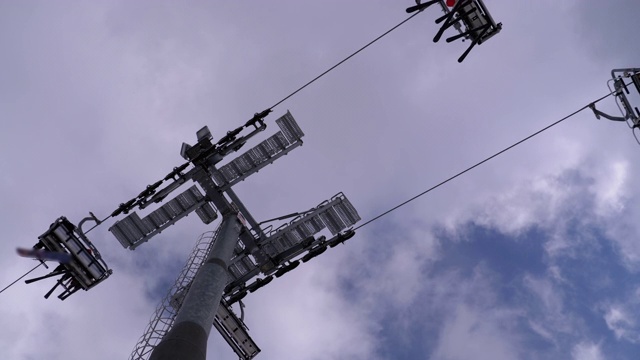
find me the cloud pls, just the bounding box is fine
[590,161,628,216]
[2,1,640,360]
[343,221,440,310]
[432,303,520,360]
[427,264,523,360]
[601,288,640,345]
[571,341,605,360]
[450,155,640,272]
[240,258,381,360]
[523,274,576,336]
[604,306,637,343]
[573,0,640,64]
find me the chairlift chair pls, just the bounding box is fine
[408,0,502,62]
[25,217,111,300]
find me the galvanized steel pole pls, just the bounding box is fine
[149,211,242,360]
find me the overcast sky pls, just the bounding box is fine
[2,1,640,359]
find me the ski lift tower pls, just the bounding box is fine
[107,110,361,360]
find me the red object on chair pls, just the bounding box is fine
[446,0,456,7]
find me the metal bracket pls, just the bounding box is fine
[406,0,440,13]
[77,212,104,260]
[588,103,627,122]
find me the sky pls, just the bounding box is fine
[1,1,640,359]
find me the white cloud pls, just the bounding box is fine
[571,341,605,360]
[603,305,639,343]
[523,274,575,334]
[431,304,520,360]
[2,1,640,360]
[473,174,571,236]
[519,272,605,354]
[240,259,381,360]
[590,161,628,216]
[415,264,523,360]
[449,154,640,270]
[344,223,440,310]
